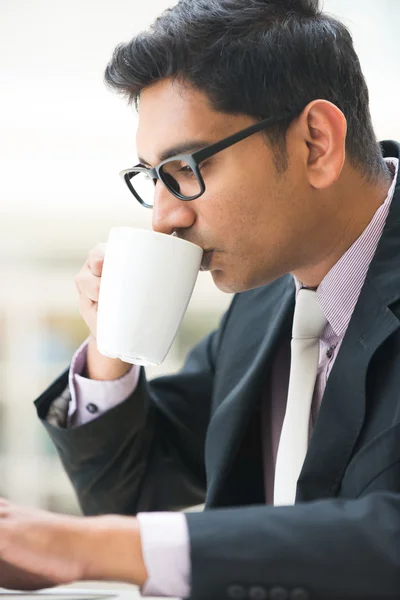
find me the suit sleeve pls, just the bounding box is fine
[34,299,236,516]
[185,492,400,600]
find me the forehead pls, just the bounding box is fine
[136,79,234,164]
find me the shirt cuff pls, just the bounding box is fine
[68,338,140,428]
[137,512,191,598]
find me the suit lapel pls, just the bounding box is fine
[205,278,295,507]
[297,280,399,501]
[298,142,400,501]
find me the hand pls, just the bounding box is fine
[0,560,55,591]
[74,244,132,380]
[0,499,148,590]
[0,499,86,589]
[75,243,106,339]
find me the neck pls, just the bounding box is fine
[292,166,393,288]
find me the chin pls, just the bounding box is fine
[211,269,251,294]
[211,265,281,294]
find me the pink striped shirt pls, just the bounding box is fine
[65,157,398,597]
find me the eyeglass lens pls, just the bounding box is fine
[128,160,201,207]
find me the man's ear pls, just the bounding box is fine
[297,99,347,189]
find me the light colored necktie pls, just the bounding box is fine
[273,288,327,506]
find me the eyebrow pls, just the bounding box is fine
[138,140,211,166]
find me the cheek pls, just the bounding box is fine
[208,190,251,246]
[199,155,287,249]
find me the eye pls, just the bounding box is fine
[180,161,208,174]
[178,165,195,176]
[140,172,157,186]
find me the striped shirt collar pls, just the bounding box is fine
[294,157,399,338]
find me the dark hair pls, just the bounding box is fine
[105,0,386,178]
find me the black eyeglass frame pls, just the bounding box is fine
[120,111,299,209]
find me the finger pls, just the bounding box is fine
[0,498,10,517]
[84,276,101,303]
[88,243,106,277]
[75,266,101,303]
[89,256,104,278]
[0,559,54,591]
[78,295,98,336]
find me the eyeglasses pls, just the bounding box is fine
[119,112,298,209]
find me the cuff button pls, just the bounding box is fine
[227,584,247,599]
[270,587,288,600]
[290,589,310,600]
[249,586,268,599]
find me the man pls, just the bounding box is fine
[1,0,400,597]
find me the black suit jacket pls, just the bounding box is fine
[36,140,400,599]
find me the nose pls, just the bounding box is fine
[152,180,196,235]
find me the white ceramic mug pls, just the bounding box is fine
[96,227,203,366]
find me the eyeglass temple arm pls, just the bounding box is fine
[192,113,296,164]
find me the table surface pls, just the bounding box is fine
[0,582,179,600]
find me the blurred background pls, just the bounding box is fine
[0,0,399,514]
